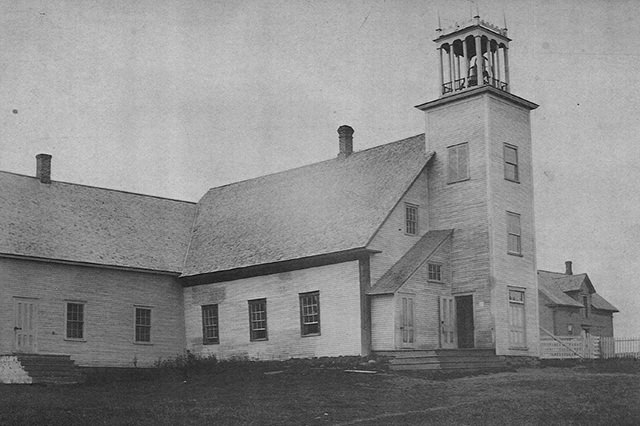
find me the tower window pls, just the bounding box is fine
[507,212,522,255]
[448,143,469,183]
[504,144,519,182]
[405,203,418,235]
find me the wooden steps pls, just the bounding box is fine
[376,349,510,372]
[16,354,84,384]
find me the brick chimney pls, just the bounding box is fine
[337,125,354,158]
[565,260,573,275]
[36,153,52,184]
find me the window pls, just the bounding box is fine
[428,263,442,282]
[202,304,219,344]
[507,212,522,255]
[248,299,268,341]
[135,307,152,343]
[504,144,519,182]
[66,302,84,339]
[300,291,320,336]
[405,203,418,235]
[448,142,469,183]
[508,288,526,347]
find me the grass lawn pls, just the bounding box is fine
[1,363,639,425]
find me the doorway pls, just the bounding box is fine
[14,297,38,353]
[455,295,475,348]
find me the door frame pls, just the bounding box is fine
[439,295,456,348]
[454,294,475,348]
[13,297,39,354]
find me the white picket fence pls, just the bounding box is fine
[540,334,640,360]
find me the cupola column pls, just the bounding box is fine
[495,45,501,82]
[474,35,482,83]
[448,44,455,88]
[462,38,469,78]
[503,45,510,90]
[438,46,445,93]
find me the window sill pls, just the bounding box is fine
[508,346,529,351]
[250,338,268,342]
[134,341,154,346]
[507,252,523,257]
[301,333,321,338]
[404,232,418,237]
[447,177,470,185]
[505,178,520,184]
[203,341,220,345]
[64,338,86,343]
[428,280,445,284]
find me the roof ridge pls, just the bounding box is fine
[203,133,426,194]
[0,170,196,205]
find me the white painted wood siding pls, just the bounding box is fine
[370,295,394,350]
[183,260,362,360]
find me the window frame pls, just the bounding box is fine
[202,304,220,345]
[65,301,85,341]
[447,142,470,183]
[508,288,527,348]
[134,306,152,344]
[506,211,522,256]
[299,291,321,337]
[248,298,268,341]
[503,143,519,183]
[427,263,443,282]
[404,203,419,235]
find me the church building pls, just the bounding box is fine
[0,15,540,372]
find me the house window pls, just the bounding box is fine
[428,263,442,282]
[508,288,526,347]
[504,144,519,182]
[66,302,84,339]
[202,304,219,344]
[507,212,522,255]
[300,291,320,336]
[448,142,469,183]
[405,203,418,235]
[135,307,152,343]
[248,299,268,341]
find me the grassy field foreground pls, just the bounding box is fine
[1,362,639,425]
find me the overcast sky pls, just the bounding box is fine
[1,0,638,337]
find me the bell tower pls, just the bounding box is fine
[417,15,540,357]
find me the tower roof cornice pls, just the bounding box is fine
[435,19,511,43]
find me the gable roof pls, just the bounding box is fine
[182,134,431,277]
[367,229,453,295]
[537,272,584,308]
[537,270,595,293]
[591,293,619,312]
[0,171,196,273]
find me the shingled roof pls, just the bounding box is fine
[537,270,595,293]
[0,171,196,273]
[182,134,431,277]
[367,229,453,295]
[591,293,619,312]
[537,272,584,307]
[537,270,618,312]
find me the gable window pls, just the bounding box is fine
[300,291,320,336]
[508,288,526,347]
[504,144,519,182]
[135,307,152,343]
[428,263,442,282]
[66,302,84,340]
[202,304,219,344]
[448,142,469,183]
[405,203,418,235]
[248,299,268,341]
[507,212,522,255]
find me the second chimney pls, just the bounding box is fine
[36,153,52,184]
[337,125,354,158]
[565,260,573,275]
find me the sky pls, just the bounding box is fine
[1,0,638,337]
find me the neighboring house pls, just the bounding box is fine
[1,16,542,367]
[538,261,618,337]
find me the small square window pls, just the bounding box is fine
[504,144,519,182]
[428,263,442,282]
[405,204,418,235]
[448,143,469,183]
[202,304,219,345]
[507,212,522,255]
[300,291,320,336]
[248,299,268,341]
[66,302,84,340]
[135,307,152,343]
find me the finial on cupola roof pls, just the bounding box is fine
[436,11,442,33]
[503,11,508,34]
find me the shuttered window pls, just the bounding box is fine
[448,142,469,183]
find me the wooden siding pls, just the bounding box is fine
[370,295,394,350]
[0,257,185,367]
[183,261,362,360]
[424,95,493,348]
[486,96,539,356]
[368,169,429,285]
